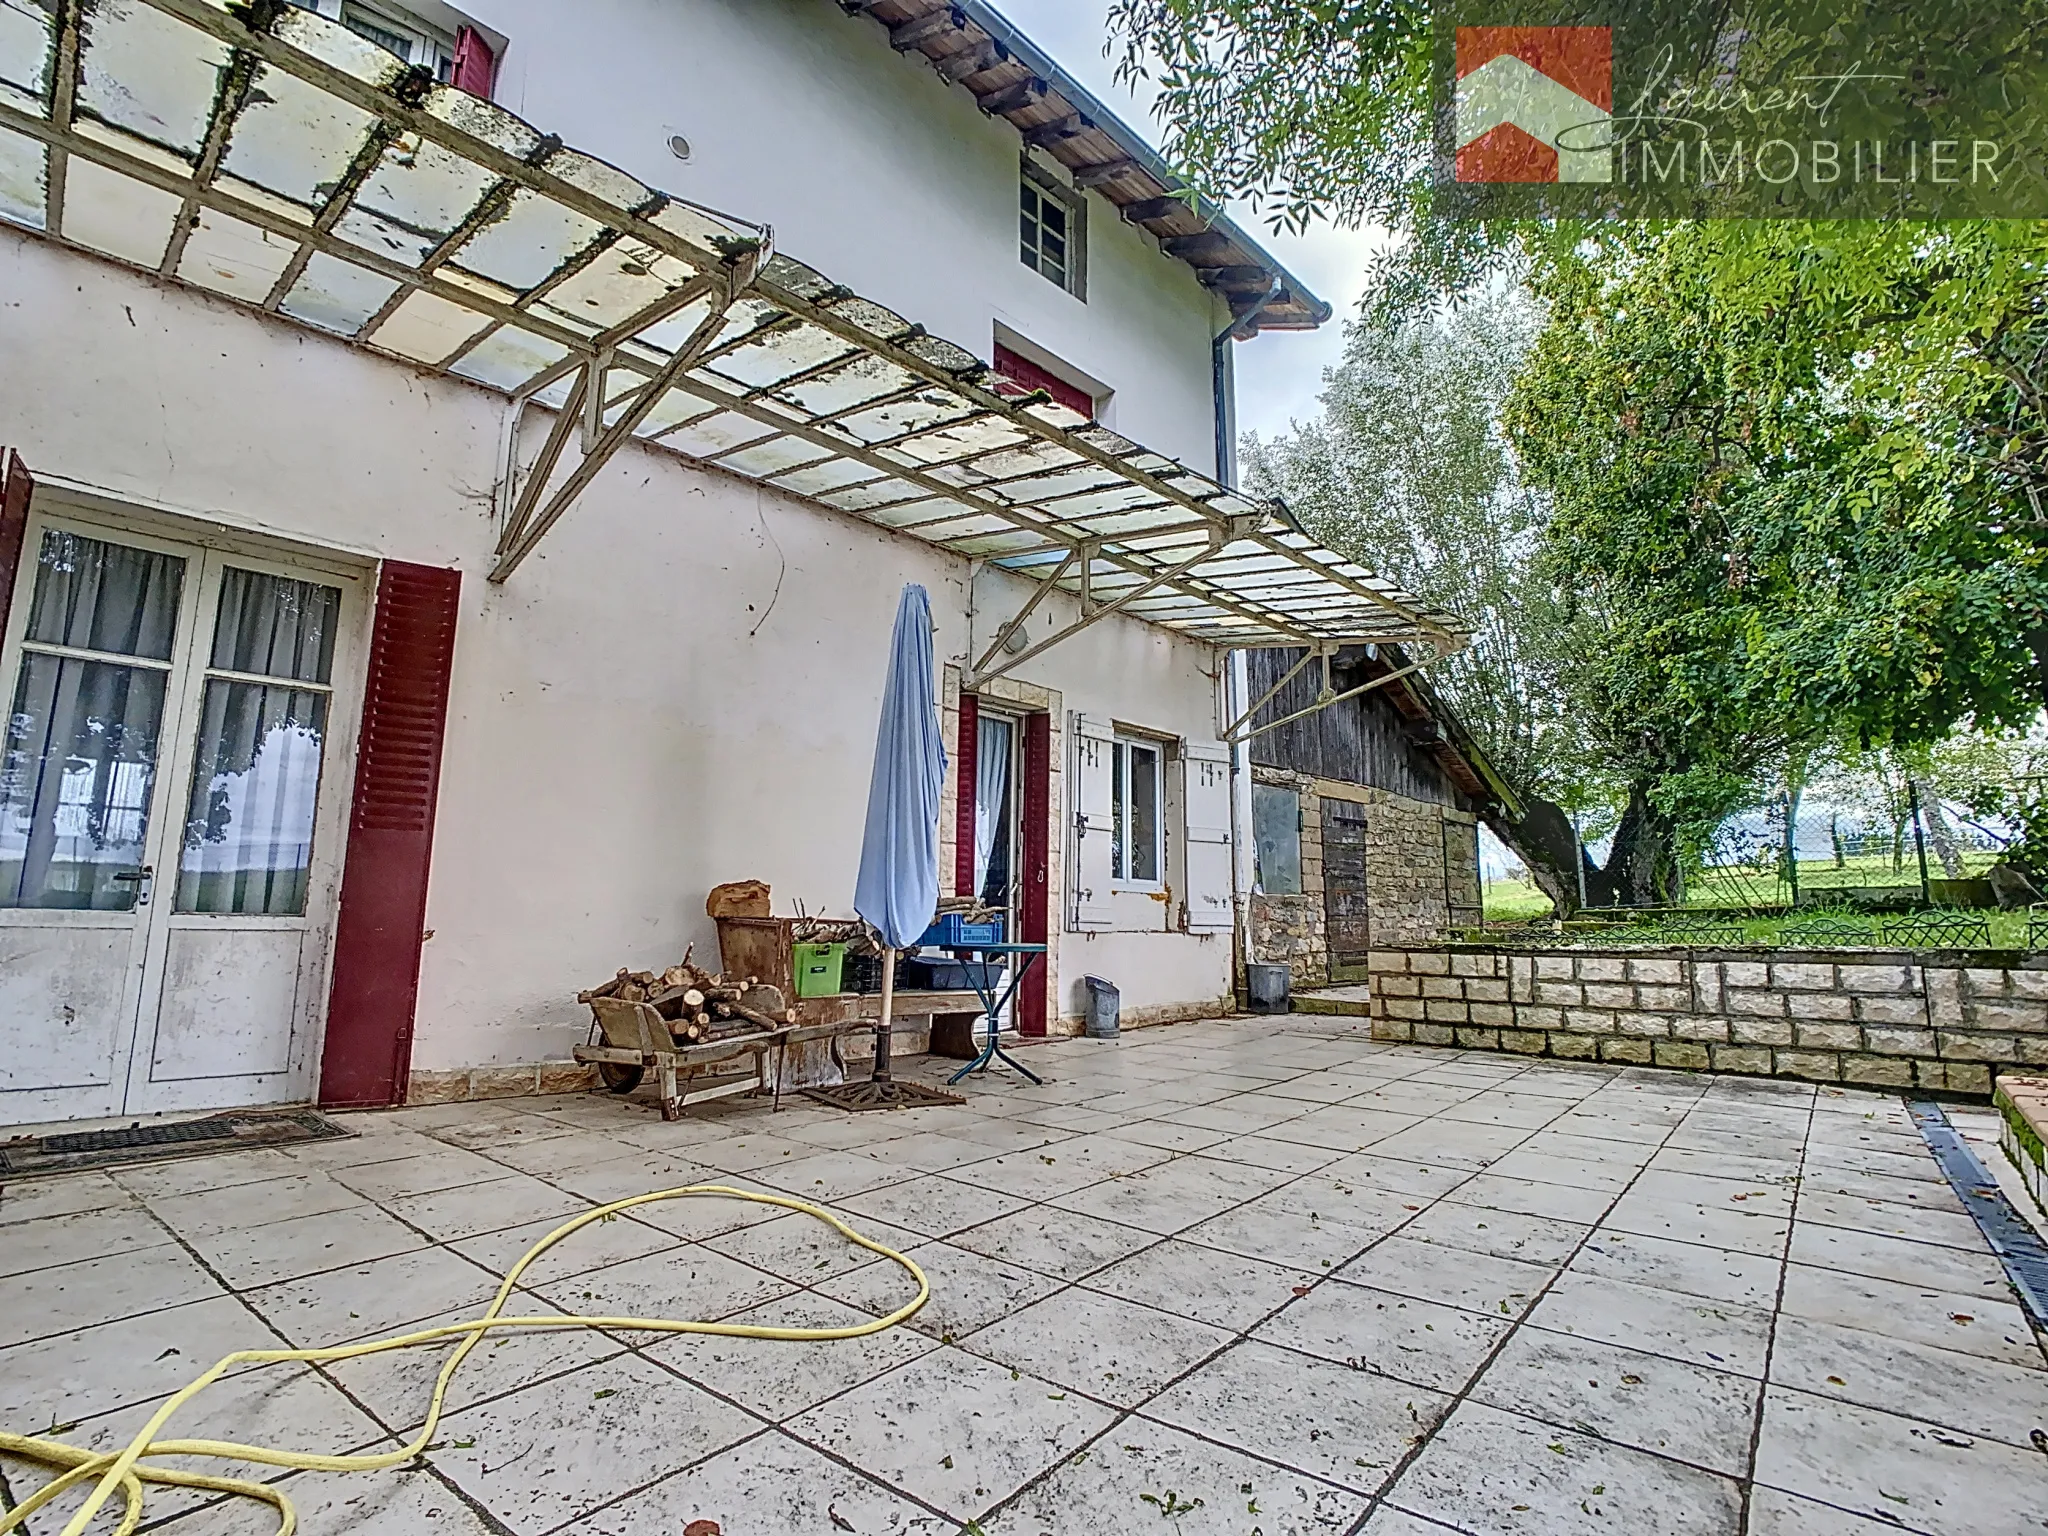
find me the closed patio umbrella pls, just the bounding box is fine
[808,584,963,1111]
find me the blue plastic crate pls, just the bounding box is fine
[919,912,1003,948]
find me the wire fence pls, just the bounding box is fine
[1689,790,2006,910]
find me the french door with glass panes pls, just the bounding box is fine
[0,509,363,1126]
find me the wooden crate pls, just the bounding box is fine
[715,915,795,1000]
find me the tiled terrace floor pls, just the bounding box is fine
[3,1019,2045,1536]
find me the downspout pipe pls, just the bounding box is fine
[1211,277,1284,487]
[1215,278,1284,1001]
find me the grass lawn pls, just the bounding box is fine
[1477,887,2029,947]
[1483,877,1556,923]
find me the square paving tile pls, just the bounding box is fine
[784,1347,1117,1520]
[4,1244,225,1348]
[1387,1399,1743,1536]
[959,1286,1230,1406]
[0,1294,286,1433]
[182,1204,433,1290]
[1765,1312,2048,1450]
[981,1413,1369,1536]
[1337,1234,1556,1318]
[428,1353,762,1535]
[1787,1221,2011,1295]
[1080,1239,1318,1332]
[0,1204,176,1279]
[1569,1228,1783,1308]
[642,1291,937,1420]
[822,1239,1060,1341]
[1777,1261,2042,1368]
[1472,1328,1761,1476]
[1254,1281,1512,1393]
[571,1427,951,1535]
[1525,1271,1774,1377]
[946,1204,1157,1280]
[1754,1385,2046,1536]
[242,1247,501,1346]
[1398,1200,1590,1266]
[1146,1338,1450,1493]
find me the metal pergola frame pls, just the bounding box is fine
[0,0,1471,671]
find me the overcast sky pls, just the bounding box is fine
[997,0,1383,448]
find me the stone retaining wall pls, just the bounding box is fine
[1365,944,2048,1095]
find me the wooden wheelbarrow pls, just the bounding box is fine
[573,996,783,1121]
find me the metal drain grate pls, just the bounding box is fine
[0,1109,350,1180]
[1908,1099,2048,1330]
[40,1118,243,1155]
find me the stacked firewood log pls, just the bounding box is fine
[577,947,795,1046]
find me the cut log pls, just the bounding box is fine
[576,968,631,1004]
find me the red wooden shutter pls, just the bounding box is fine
[451,26,496,97]
[991,343,1094,421]
[1017,711,1051,1036]
[955,693,979,897]
[0,450,33,639]
[320,562,461,1108]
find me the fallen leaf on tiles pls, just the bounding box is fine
[1620,1374,1642,1386]
[828,1504,855,1532]
[941,1455,954,1469]
[684,1523,721,1536]
[1291,1286,1312,1297]
[1929,1431,1975,1448]
[1827,1376,1847,1386]
[1949,1314,1975,1324]
[593,1389,616,1400]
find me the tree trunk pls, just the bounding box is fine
[1482,794,1621,919]
[1603,780,1683,906]
[1912,779,1965,879]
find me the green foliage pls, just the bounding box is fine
[1107,0,1506,317]
[1508,224,2048,860]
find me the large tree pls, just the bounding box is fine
[1509,225,2048,900]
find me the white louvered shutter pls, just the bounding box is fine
[1181,741,1234,932]
[1069,712,1115,930]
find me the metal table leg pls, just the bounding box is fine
[947,957,1044,1085]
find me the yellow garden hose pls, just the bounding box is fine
[0,1184,928,1536]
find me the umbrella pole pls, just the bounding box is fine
[872,946,896,1083]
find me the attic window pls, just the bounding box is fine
[992,342,1095,420]
[1019,169,1084,298]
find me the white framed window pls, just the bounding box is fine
[1111,735,1163,887]
[1020,167,1085,298]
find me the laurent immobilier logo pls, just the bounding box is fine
[1455,26,1613,182]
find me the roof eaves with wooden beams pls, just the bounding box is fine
[0,0,1457,668]
[845,0,1331,333]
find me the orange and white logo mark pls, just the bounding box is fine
[1455,26,1613,182]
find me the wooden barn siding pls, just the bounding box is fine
[1246,647,1461,808]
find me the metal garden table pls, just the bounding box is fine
[940,942,1047,1085]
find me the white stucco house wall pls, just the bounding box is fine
[0,0,1463,1127]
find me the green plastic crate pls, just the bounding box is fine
[793,941,846,999]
